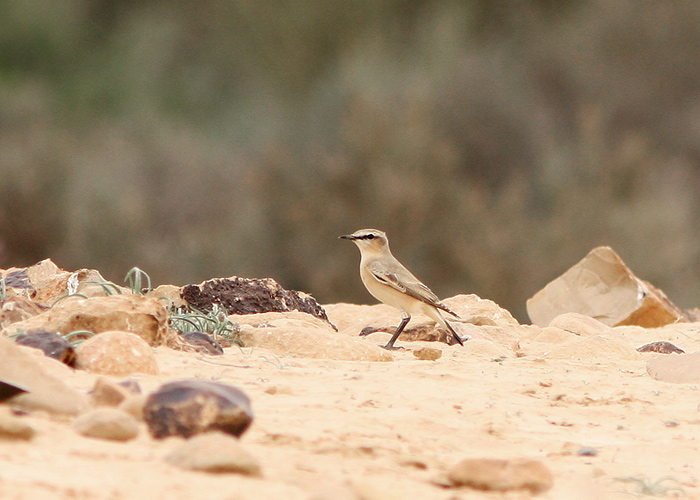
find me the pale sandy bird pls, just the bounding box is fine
[340,228,464,350]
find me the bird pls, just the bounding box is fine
[339,228,464,350]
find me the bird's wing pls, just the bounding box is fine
[368,260,441,305]
[367,260,460,318]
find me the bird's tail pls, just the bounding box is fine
[444,320,465,346]
[437,302,460,318]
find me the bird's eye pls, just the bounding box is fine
[366,234,375,239]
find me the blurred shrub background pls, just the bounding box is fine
[2,0,700,321]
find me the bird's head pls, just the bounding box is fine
[339,228,390,254]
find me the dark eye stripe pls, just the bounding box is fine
[357,234,375,240]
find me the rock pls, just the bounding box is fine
[0,379,29,402]
[143,380,254,439]
[637,341,685,354]
[523,334,639,361]
[326,296,517,347]
[119,394,148,421]
[413,347,442,360]
[0,407,35,440]
[577,446,599,457]
[458,338,515,359]
[3,259,128,306]
[526,246,686,328]
[532,327,579,344]
[647,352,700,383]
[0,336,90,415]
[181,276,334,328]
[236,312,392,361]
[164,431,261,476]
[90,377,141,407]
[548,313,614,336]
[448,458,553,493]
[443,294,520,327]
[14,330,76,366]
[180,331,223,355]
[150,284,187,309]
[72,408,140,441]
[1,295,169,346]
[0,296,44,328]
[75,331,158,376]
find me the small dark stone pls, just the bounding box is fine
[118,379,142,394]
[2,269,34,290]
[359,326,380,336]
[143,380,253,439]
[577,446,598,456]
[180,331,224,355]
[14,330,76,366]
[181,276,335,329]
[637,341,685,354]
[0,379,29,402]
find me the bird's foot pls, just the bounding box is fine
[381,344,405,351]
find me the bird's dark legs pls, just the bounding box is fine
[384,314,410,350]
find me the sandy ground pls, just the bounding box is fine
[2,309,700,500]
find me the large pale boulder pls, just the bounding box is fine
[527,246,685,328]
[1,295,169,345]
[235,312,392,361]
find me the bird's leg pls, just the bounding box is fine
[384,313,410,350]
[444,320,465,346]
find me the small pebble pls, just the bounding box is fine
[637,341,684,354]
[577,446,599,456]
[72,408,140,441]
[412,347,442,361]
[164,431,261,476]
[0,407,35,440]
[448,457,553,493]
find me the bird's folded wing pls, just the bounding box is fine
[368,261,460,318]
[368,261,441,305]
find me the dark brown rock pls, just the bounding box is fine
[0,379,29,402]
[637,341,684,354]
[180,331,223,355]
[181,276,334,328]
[143,380,253,439]
[14,330,76,366]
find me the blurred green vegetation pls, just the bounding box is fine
[2,0,700,321]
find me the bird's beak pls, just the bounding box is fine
[339,234,355,240]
